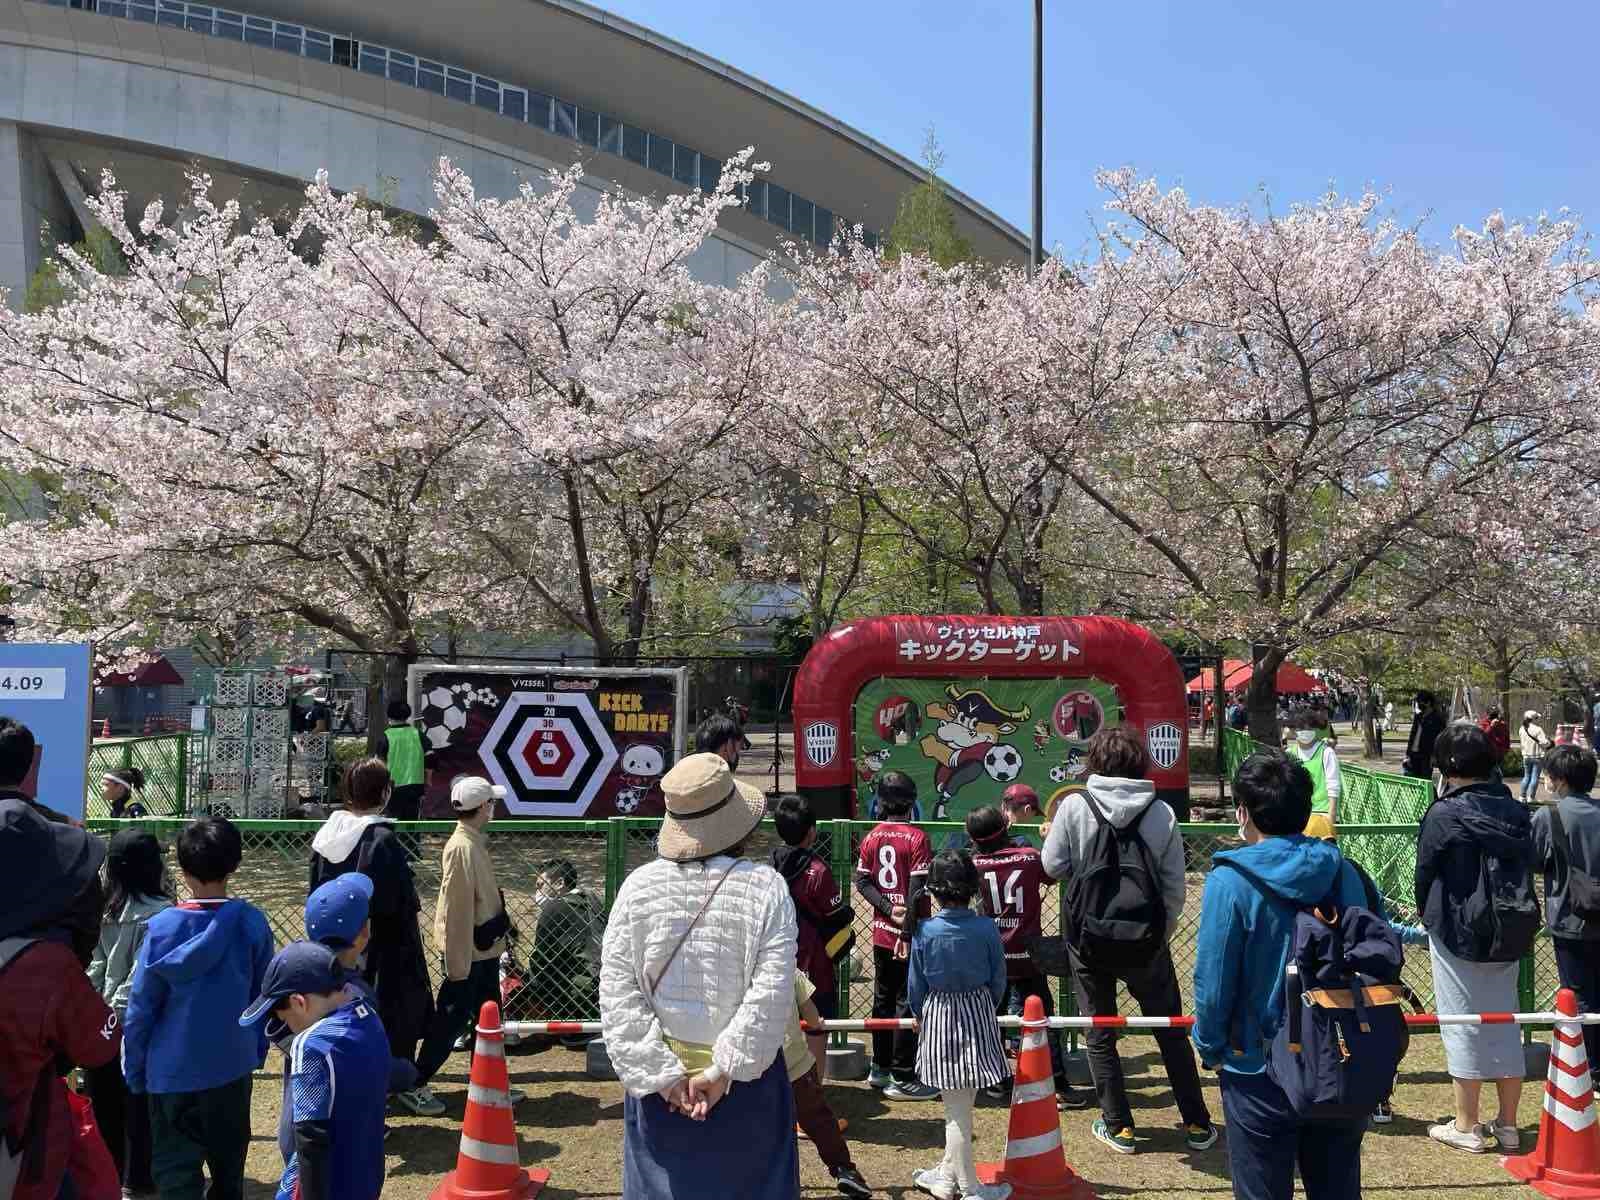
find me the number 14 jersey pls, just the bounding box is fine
[971,841,1053,978]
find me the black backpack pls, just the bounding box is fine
[1061,794,1166,971]
[1461,841,1540,963]
[1549,804,1600,924]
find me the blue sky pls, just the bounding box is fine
[598,0,1598,257]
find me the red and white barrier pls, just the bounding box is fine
[504,1011,1600,1038]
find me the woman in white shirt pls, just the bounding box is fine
[600,753,799,1200]
[1520,711,1553,802]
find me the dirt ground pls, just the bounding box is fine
[231,1036,1548,1199]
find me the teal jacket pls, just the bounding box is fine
[88,893,173,1015]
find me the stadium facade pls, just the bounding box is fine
[0,0,1027,306]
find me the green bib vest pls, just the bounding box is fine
[386,722,425,788]
[1295,739,1331,813]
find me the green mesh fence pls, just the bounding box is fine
[80,816,1554,1024]
[85,735,197,818]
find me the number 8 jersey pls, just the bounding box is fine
[856,821,932,950]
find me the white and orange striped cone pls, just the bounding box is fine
[976,995,1096,1200]
[1504,987,1600,1199]
[430,1002,550,1200]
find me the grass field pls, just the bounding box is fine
[226,1035,1550,1199]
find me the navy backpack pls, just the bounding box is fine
[1266,881,1409,1120]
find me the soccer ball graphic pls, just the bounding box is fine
[983,743,1023,783]
[1048,763,1069,784]
[419,686,469,750]
[614,787,644,814]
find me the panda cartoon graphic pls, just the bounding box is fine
[615,743,666,814]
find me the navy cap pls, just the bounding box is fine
[305,873,373,948]
[239,942,348,1026]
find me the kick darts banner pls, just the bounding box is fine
[407,665,689,818]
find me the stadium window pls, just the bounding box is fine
[698,156,721,193]
[474,78,500,111]
[501,85,526,121]
[155,0,183,28]
[743,179,766,221]
[99,0,128,14]
[598,115,622,155]
[791,196,813,244]
[648,134,673,177]
[184,4,212,34]
[212,7,241,37]
[622,125,646,167]
[446,67,472,103]
[302,28,331,62]
[273,22,302,55]
[673,146,698,188]
[386,50,415,86]
[813,206,833,246]
[416,58,444,93]
[527,91,552,131]
[576,107,599,147]
[360,46,387,76]
[555,101,577,140]
[766,183,791,231]
[242,14,271,45]
[128,1,155,20]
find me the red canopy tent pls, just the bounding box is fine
[97,656,185,688]
[1186,659,1324,696]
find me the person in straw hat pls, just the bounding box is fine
[600,752,800,1200]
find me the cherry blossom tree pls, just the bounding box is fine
[1056,172,1600,738]
[301,154,778,662]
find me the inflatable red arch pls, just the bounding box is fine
[791,615,1191,819]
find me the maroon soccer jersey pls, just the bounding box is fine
[971,842,1053,977]
[856,822,932,950]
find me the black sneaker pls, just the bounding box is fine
[832,1165,873,1198]
[1055,1082,1092,1110]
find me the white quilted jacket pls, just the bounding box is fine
[600,854,797,1097]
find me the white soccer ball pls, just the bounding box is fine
[614,787,643,814]
[427,686,455,711]
[424,723,453,750]
[984,744,1023,783]
[442,705,467,731]
[1049,763,1068,784]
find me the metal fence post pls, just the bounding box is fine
[1520,948,1537,1044]
[604,818,627,913]
[174,733,188,816]
[829,819,853,1037]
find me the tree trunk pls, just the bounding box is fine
[1246,643,1287,746]
[1490,635,1512,717]
[1359,682,1380,758]
[1015,483,1046,616]
[373,637,418,751]
[363,655,386,754]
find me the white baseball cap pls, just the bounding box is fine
[450,777,505,813]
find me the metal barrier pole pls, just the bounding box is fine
[174,732,188,816]
[604,818,627,913]
[828,819,853,1037]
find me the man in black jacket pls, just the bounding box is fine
[1404,691,1446,778]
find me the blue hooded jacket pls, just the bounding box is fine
[1191,835,1367,1075]
[123,898,275,1094]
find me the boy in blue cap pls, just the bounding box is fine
[242,941,390,1200]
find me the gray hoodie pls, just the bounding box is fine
[87,893,173,1014]
[1532,793,1600,941]
[1041,775,1186,938]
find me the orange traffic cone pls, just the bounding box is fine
[977,996,1095,1200]
[1505,988,1600,1198]
[430,1002,550,1200]
[98,719,111,739]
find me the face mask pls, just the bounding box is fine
[1236,807,1250,841]
[1295,730,1317,747]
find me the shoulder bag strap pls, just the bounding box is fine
[648,866,735,997]
[1550,803,1573,878]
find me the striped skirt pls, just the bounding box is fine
[916,988,1010,1092]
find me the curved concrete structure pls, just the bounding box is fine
[0,0,1026,305]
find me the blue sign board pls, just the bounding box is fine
[0,642,93,819]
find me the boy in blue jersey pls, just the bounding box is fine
[123,816,275,1200]
[242,942,390,1200]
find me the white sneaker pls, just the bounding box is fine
[1494,1121,1521,1151]
[961,1184,1012,1200]
[911,1166,958,1200]
[395,1085,447,1117]
[1428,1120,1495,1153]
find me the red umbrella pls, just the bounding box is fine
[1186,659,1324,695]
[97,656,185,688]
